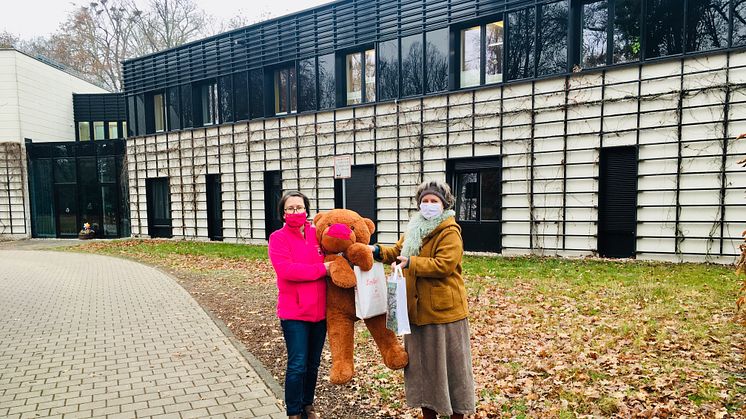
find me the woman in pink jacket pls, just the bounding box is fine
[268,191,330,419]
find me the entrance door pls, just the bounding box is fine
[146,178,172,238]
[53,157,78,237]
[334,165,377,244]
[448,157,502,252]
[206,174,223,241]
[264,171,283,239]
[598,146,637,258]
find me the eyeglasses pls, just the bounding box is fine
[284,206,306,214]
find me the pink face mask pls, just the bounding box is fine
[284,212,307,228]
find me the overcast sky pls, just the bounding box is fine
[1,0,335,40]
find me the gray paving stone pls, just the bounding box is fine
[0,250,282,418]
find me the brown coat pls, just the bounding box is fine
[377,216,468,326]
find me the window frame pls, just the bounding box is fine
[343,47,376,106]
[153,92,167,132]
[199,81,219,126]
[454,15,506,90]
[273,64,297,116]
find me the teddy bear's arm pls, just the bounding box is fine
[345,242,374,271]
[326,254,358,288]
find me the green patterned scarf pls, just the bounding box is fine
[401,210,456,258]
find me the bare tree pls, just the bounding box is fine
[135,0,208,53]
[0,31,20,48]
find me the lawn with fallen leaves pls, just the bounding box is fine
[67,239,746,418]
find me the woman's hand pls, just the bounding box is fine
[368,245,376,252]
[323,261,332,274]
[393,256,409,269]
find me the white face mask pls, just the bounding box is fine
[420,202,444,220]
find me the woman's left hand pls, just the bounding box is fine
[393,256,409,269]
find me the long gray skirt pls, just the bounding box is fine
[404,318,476,415]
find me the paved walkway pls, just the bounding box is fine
[0,249,284,419]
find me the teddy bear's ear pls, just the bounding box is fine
[313,212,325,226]
[364,218,375,234]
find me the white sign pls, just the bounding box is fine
[333,155,352,179]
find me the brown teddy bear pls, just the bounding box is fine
[313,209,408,384]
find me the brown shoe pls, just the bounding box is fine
[288,415,302,419]
[304,405,318,419]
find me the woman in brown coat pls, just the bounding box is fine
[371,180,475,419]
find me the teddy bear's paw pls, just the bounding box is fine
[330,271,357,289]
[329,363,354,385]
[383,347,409,370]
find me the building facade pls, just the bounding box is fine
[123,0,746,263]
[0,48,110,240]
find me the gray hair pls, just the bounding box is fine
[415,180,455,209]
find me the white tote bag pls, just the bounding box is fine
[386,265,411,335]
[354,262,388,319]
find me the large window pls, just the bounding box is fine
[426,28,449,93]
[578,0,641,68]
[459,20,504,88]
[180,84,193,128]
[401,34,423,97]
[108,122,119,139]
[233,72,249,121]
[318,53,336,109]
[218,75,233,123]
[507,8,536,80]
[274,65,297,115]
[377,40,399,101]
[93,121,105,140]
[645,0,684,58]
[735,0,746,46]
[298,58,317,112]
[153,93,166,132]
[460,26,481,88]
[166,87,180,130]
[346,49,375,105]
[536,1,568,76]
[249,69,264,119]
[582,1,609,68]
[200,81,219,126]
[78,122,90,141]
[685,0,728,52]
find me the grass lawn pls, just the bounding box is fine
[67,239,746,418]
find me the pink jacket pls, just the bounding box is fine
[268,222,327,322]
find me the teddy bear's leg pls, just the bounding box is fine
[327,311,356,384]
[363,315,408,370]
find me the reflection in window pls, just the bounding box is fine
[108,122,118,139]
[346,52,363,105]
[378,39,399,100]
[457,172,479,221]
[582,1,608,68]
[507,7,536,80]
[78,122,90,141]
[645,0,683,58]
[180,84,193,128]
[167,87,180,130]
[154,93,166,132]
[123,121,128,138]
[481,170,501,220]
[346,49,375,105]
[401,34,423,97]
[298,58,317,112]
[365,49,376,103]
[93,121,105,140]
[249,69,264,119]
[98,156,116,183]
[426,28,449,93]
[537,1,568,76]
[613,0,641,63]
[218,76,233,123]
[460,26,481,88]
[233,72,249,121]
[735,1,746,46]
[685,0,728,52]
[201,81,219,125]
[485,22,504,84]
[318,53,336,109]
[274,66,297,115]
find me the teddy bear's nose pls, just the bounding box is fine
[327,223,353,240]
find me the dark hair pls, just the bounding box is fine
[278,191,311,218]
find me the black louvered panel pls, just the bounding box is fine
[598,146,638,258]
[73,94,126,123]
[453,156,501,171]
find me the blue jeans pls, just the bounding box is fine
[280,319,326,416]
